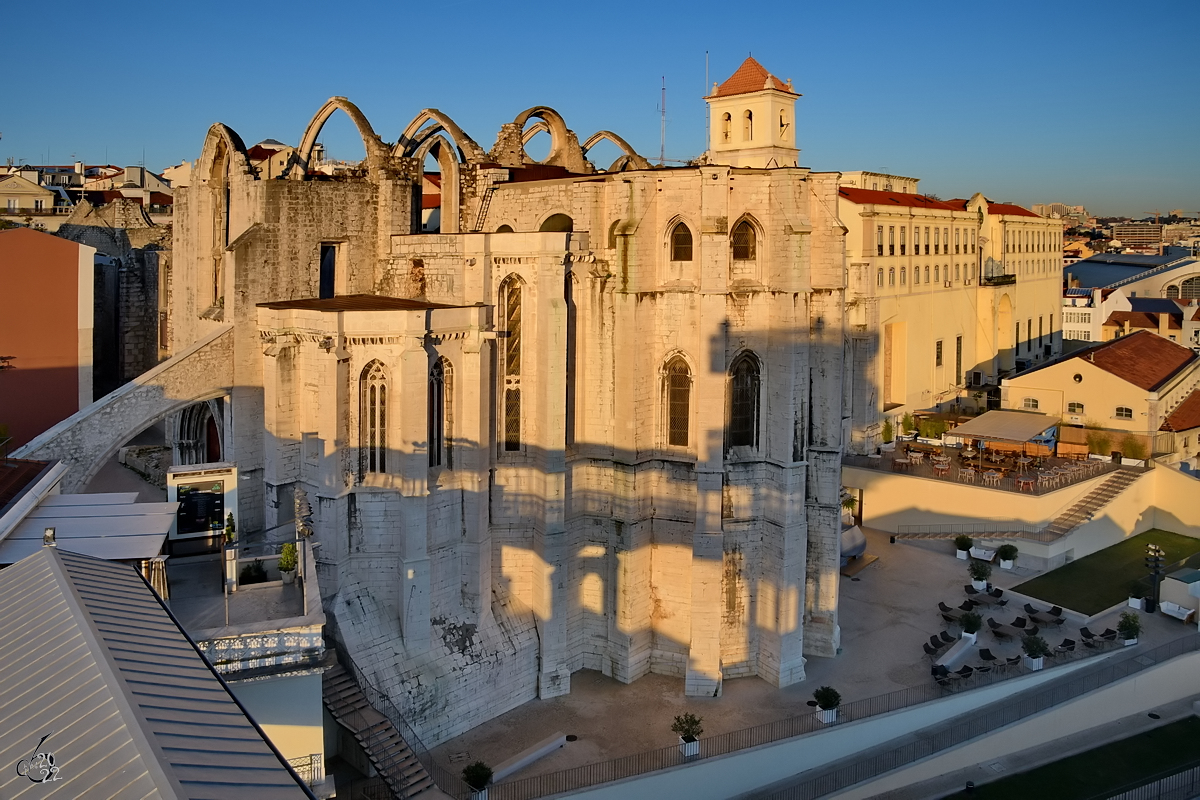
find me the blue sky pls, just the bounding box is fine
[4,0,1197,217]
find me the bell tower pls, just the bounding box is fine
[705,57,800,168]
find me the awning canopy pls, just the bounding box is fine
[945,410,1056,444]
[0,494,177,564]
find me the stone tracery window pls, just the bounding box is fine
[500,275,523,452]
[360,360,387,476]
[429,357,452,468]
[732,220,756,261]
[727,353,760,449]
[671,222,693,261]
[664,356,692,447]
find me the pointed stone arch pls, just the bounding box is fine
[196,123,252,186]
[413,133,461,234]
[490,106,590,173]
[395,108,488,164]
[288,96,389,180]
[581,130,652,171]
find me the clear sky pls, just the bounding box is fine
[4,0,1197,218]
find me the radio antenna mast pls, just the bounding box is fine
[659,76,666,166]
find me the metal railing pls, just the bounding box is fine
[1102,758,1200,800]
[287,753,324,786]
[758,634,1200,799]
[482,633,1149,800]
[325,612,472,799]
[895,520,1046,539]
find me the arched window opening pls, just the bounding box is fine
[496,224,514,233]
[722,113,732,142]
[732,220,756,260]
[501,276,523,451]
[664,357,692,447]
[360,361,387,476]
[888,267,895,286]
[900,267,907,285]
[914,265,921,285]
[429,358,452,468]
[540,213,573,232]
[728,355,760,449]
[1022,397,1039,410]
[1068,402,1085,414]
[779,110,787,138]
[934,265,940,283]
[877,268,884,287]
[1115,406,1133,420]
[671,222,694,261]
[742,110,753,141]
[1181,277,1200,300]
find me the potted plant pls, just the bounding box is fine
[813,686,841,724]
[881,419,895,449]
[278,542,298,585]
[901,412,916,438]
[1118,611,1141,646]
[239,559,268,585]
[1022,635,1050,671]
[955,535,973,561]
[462,761,493,799]
[997,544,1018,570]
[968,560,992,591]
[959,611,982,642]
[672,712,703,757]
[840,494,857,523]
[224,512,237,544]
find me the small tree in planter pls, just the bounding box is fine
[1022,635,1051,671]
[672,712,703,757]
[881,419,895,446]
[278,542,298,585]
[813,686,841,724]
[954,535,973,560]
[1118,611,1142,645]
[901,413,916,437]
[997,544,1018,570]
[224,512,237,544]
[959,611,982,641]
[967,560,992,591]
[462,761,493,797]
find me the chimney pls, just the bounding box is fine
[1123,319,1131,337]
[1159,312,1170,338]
[73,160,83,175]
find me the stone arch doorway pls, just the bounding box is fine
[172,399,225,465]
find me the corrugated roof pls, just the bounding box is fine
[0,495,177,564]
[711,56,796,97]
[1071,330,1197,391]
[1161,390,1200,433]
[258,294,463,311]
[0,548,314,800]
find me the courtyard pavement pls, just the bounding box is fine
[428,526,1195,785]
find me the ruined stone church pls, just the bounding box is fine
[51,57,853,744]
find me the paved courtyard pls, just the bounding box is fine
[427,526,1194,784]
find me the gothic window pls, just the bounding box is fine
[742,110,753,141]
[360,360,387,476]
[664,356,692,447]
[732,220,756,260]
[671,222,694,261]
[429,358,452,468]
[728,354,760,449]
[722,113,732,141]
[500,276,523,451]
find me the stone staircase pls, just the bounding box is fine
[323,663,436,799]
[893,468,1145,543]
[1041,468,1143,539]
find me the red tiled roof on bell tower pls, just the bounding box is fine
[711,56,798,98]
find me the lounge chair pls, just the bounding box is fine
[1024,603,1045,616]
[954,665,974,679]
[1005,656,1022,668]
[938,601,956,614]
[1024,625,1040,638]
[1100,628,1118,642]
[939,631,956,645]
[941,613,958,625]
[959,600,979,611]
[978,648,999,663]
[932,664,954,687]
[1080,626,1097,641]
[1012,616,1030,629]
[924,642,941,661]
[975,663,992,674]
[1056,638,1076,653]
[1047,606,1063,617]
[1043,616,1065,627]
[991,625,1013,642]
[964,585,982,598]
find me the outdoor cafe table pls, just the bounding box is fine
[1015,475,1036,492]
[982,470,1001,486]
[1016,456,1033,466]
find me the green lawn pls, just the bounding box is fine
[1013,529,1200,616]
[945,717,1200,799]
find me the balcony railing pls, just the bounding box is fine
[981,272,1017,286]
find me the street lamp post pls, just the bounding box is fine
[1145,544,1165,614]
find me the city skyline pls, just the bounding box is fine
[3,0,1198,217]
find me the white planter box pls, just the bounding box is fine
[470,789,488,800]
[815,707,838,724]
[960,631,977,644]
[956,550,969,560]
[971,579,988,591]
[1023,655,1044,671]
[678,737,699,758]
[1124,638,1138,647]
[1127,597,1144,610]
[1000,559,1014,570]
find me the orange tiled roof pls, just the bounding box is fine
[1103,311,1181,330]
[1073,330,1196,391]
[839,187,960,211]
[712,57,796,98]
[987,201,1041,218]
[1161,390,1200,432]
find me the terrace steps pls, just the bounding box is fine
[893,469,1144,543]
[323,662,436,799]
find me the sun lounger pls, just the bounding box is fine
[969,546,996,562]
